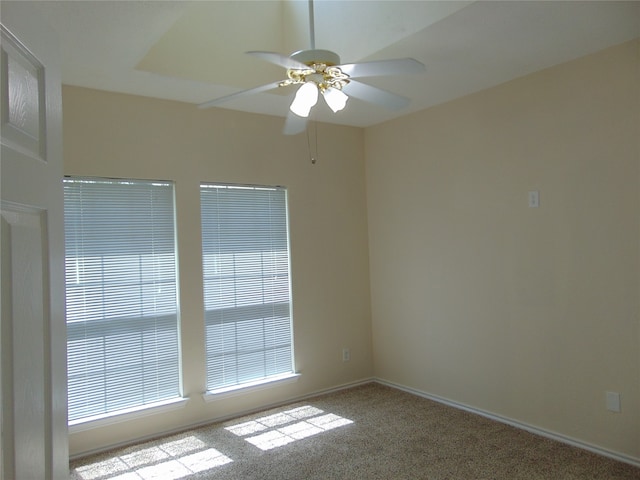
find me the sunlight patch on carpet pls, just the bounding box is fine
[226,406,353,451]
[73,437,232,480]
[73,405,352,478]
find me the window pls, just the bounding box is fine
[200,184,294,392]
[64,177,180,423]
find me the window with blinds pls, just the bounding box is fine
[200,184,294,391]
[64,177,180,423]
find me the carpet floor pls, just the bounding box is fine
[70,383,640,479]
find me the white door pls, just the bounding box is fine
[0,3,67,479]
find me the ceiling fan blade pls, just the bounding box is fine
[337,58,425,78]
[283,110,308,135]
[342,80,411,111]
[198,80,284,109]
[247,51,309,70]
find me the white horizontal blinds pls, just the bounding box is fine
[200,184,293,390]
[64,177,180,422]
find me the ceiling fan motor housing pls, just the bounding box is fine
[291,49,341,66]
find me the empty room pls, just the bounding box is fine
[1,1,639,478]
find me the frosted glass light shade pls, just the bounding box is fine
[322,87,348,113]
[290,82,319,117]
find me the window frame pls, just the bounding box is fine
[199,182,296,395]
[63,176,185,428]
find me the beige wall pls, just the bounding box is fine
[366,39,639,459]
[63,87,373,456]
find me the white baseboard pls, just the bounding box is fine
[69,377,375,461]
[375,378,640,469]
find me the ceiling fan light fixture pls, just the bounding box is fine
[290,81,319,117]
[322,87,348,113]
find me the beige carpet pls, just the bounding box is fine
[70,383,639,479]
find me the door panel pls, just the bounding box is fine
[1,2,66,478]
[1,204,47,480]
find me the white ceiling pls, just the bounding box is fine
[7,0,640,128]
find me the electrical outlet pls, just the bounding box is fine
[528,190,540,208]
[342,348,350,362]
[606,391,621,413]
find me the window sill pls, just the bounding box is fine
[69,396,190,433]
[202,373,301,403]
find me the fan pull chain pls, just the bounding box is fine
[307,121,318,165]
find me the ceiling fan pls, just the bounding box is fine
[198,0,426,135]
